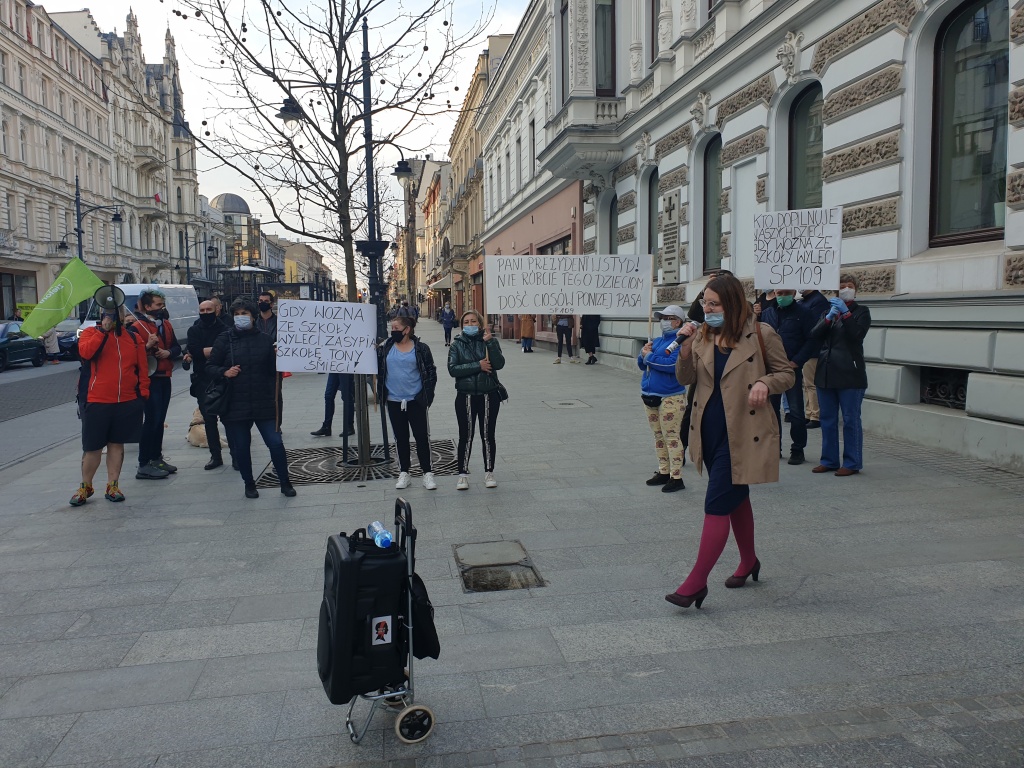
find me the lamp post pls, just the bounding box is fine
[392,159,417,309]
[58,175,123,264]
[174,228,218,287]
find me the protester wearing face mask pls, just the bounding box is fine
[133,289,182,480]
[638,305,690,493]
[185,301,233,470]
[440,302,457,347]
[255,291,278,340]
[806,274,872,477]
[207,298,296,499]
[448,310,506,490]
[667,274,794,610]
[378,316,438,490]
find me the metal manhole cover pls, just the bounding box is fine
[256,438,459,487]
[453,540,544,593]
[542,400,591,409]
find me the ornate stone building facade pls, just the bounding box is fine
[483,0,1024,468]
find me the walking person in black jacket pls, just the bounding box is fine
[807,275,871,477]
[378,315,438,491]
[208,298,296,499]
[185,301,231,470]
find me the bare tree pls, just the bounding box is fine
[160,0,489,301]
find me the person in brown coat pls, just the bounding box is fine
[520,314,536,353]
[666,274,794,609]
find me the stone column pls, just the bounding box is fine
[630,0,645,85]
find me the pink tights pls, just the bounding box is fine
[676,498,757,596]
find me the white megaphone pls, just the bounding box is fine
[93,284,158,375]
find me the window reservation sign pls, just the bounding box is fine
[753,207,843,291]
[484,254,652,317]
[276,299,378,374]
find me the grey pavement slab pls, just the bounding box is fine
[0,319,1021,767]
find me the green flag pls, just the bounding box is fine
[20,258,104,337]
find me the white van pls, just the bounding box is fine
[78,284,200,338]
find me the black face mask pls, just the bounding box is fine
[258,302,272,313]
[200,313,217,326]
[150,308,170,320]
[390,330,406,344]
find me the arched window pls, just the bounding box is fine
[608,194,619,254]
[703,135,723,273]
[647,169,660,259]
[788,85,824,209]
[175,148,181,170]
[931,0,1008,245]
[19,128,26,163]
[176,187,183,213]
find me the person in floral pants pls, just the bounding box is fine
[638,305,689,493]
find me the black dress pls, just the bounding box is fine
[700,347,749,516]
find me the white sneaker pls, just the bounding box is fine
[395,472,411,490]
[484,472,497,488]
[553,358,561,364]
[422,472,437,490]
[456,475,469,491]
[570,357,581,364]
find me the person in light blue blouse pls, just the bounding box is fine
[638,305,690,493]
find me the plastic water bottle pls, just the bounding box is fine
[367,521,392,548]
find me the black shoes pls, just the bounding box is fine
[585,356,597,365]
[806,420,820,429]
[281,484,297,497]
[244,484,259,499]
[787,450,805,466]
[310,426,331,437]
[339,427,355,437]
[204,457,224,470]
[665,586,708,609]
[725,559,761,588]
[136,462,169,480]
[646,472,671,486]
[662,478,686,493]
[232,460,240,471]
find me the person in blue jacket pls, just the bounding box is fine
[760,289,818,465]
[440,302,456,347]
[638,305,690,493]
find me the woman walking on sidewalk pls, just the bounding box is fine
[378,315,438,491]
[667,274,794,609]
[448,310,505,490]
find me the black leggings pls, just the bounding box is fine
[556,325,574,357]
[455,391,501,473]
[386,399,432,472]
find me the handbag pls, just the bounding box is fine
[205,339,234,417]
[484,347,509,402]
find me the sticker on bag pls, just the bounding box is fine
[372,615,392,645]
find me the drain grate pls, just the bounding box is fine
[256,439,459,487]
[542,400,591,409]
[453,540,544,593]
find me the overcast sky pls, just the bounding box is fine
[43,0,528,246]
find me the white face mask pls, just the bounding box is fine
[660,319,676,334]
[838,288,856,303]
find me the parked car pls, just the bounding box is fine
[0,322,46,371]
[54,318,82,359]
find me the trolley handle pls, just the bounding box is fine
[394,497,417,565]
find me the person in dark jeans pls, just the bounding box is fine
[311,373,355,437]
[553,314,576,363]
[185,301,231,470]
[208,297,296,499]
[133,289,181,479]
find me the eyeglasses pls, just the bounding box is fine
[700,299,723,310]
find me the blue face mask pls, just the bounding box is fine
[462,326,479,336]
[234,315,253,331]
[704,313,725,328]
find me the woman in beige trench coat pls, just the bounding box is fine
[666,274,794,609]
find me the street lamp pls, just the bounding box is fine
[174,228,219,285]
[59,175,123,264]
[392,159,417,308]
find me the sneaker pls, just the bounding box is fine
[104,481,125,502]
[395,472,411,489]
[244,483,260,499]
[645,472,671,486]
[484,472,497,488]
[456,475,469,491]
[662,478,686,493]
[281,483,297,497]
[787,450,805,466]
[552,358,561,364]
[422,472,437,490]
[310,426,332,437]
[69,483,93,506]
[153,459,177,474]
[136,463,170,480]
[570,357,581,364]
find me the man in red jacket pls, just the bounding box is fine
[132,289,181,479]
[71,308,150,505]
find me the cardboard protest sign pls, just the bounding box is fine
[485,254,652,317]
[276,299,378,374]
[753,207,842,290]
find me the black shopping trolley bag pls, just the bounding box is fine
[317,528,408,705]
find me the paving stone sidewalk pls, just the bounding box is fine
[0,319,1021,767]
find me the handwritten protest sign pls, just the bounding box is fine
[485,254,652,317]
[276,299,378,374]
[753,207,842,290]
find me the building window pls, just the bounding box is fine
[596,0,615,96]
[40,77,49,109]
[560,0,570,103]
[608,194,619,254]
[788,84,824,209]
[529,120,536,177]
[18,62,26,94]
[647,169,660,259]
[931,0,1009,245]
[496,162,503,206]
[19,128,27,163]
[703,135,723,273]
[1,52,7,85]
[175,148,181,170]
[1,122,8,156]
[58,90,65,119]
[176,187,183,213]
[506,151,512,198]
[515,138,522,188]
[651,0,659,63]
[72,100,79,128]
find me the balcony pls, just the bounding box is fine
[133,195,166,220]
[134,142,167,172]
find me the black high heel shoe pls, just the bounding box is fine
[665,585,708,609]
[724,559,760,588]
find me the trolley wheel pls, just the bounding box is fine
[395,704,435,744]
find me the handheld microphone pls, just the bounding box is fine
[666,320,700,353]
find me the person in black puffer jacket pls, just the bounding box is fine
[448,309,505,490]
[806,274,872,477]
[185,301,231,470]
[208,297,295,499]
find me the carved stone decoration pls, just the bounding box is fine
[681,0,697,24]
[679,203,689,226]
[823,65,903,123]
[691,92,712,132]
[630,48,643,83]
[720,189,731,213]
[655,125,693,162]
[613,155,639,182]
[1010,86,1024,127]
[658,165,689,194]
[573,0,591,89]
[776,31,805,85]
[740,278,756,303]
[658,285,688,302]
[756,176,768,204]
[660,190,681,282]
[582,184,597,203]
[588,169,614,194]
[635,132,654,181]
[583,238,597,255]
[716,74,776,127]
[1006,169,1024,208]
[694,20,717,62]
[583,210,596,228]
[617,191,637,212]
[658,0,673,51]
[721,128,768,166]
[842,197,900,234]
[1005,255,1024,286]
[845,265,896,294]
[811,0,919,75]
[822,131,900,180]
[617,223,636,244]
[719,234,731,261]
[1011,7,1024,44]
